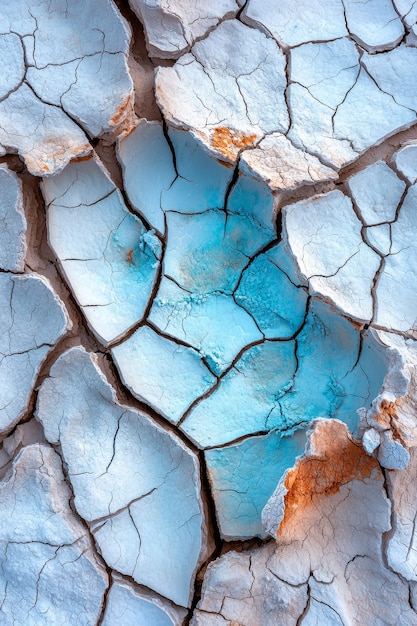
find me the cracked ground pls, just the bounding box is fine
[1,0,417,624]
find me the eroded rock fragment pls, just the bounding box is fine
[241,0,347,47]
[284,166,417,335]
[261,419,416,625]
[343,0,404,52]
[0,444,108,625]
[129,0,239,59]
[0,0,134,175]
[347,160,405,225]
[0,273,69,434]
[191,542,308,626]
[284,189,380,322]
[359,331,417,470]
[240,132,337,191]
[156,19,288,163]
[36,347,207,607]
[192,421,417,624]
[392,141,417,183]
[157,6,417,186]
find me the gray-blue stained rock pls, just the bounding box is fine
[0,165,26,272]
[36,347,207,608]
[0,272,69,434]
[112,325,216,424]
[102,575,187,626]
[0,444,108,626]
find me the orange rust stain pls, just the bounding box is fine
[71,151,94,163]
[277,420,380,541]
[375,399,405,443]
[110,95,132,127]
[211,127,257,160]
[126,249,134,264]
[344,316,364,331]
[119,120,139,139]
[216,158,234,169]
[34,141,93,176]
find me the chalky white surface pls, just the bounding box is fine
[343,0,404,52]
[0,444,108,626]
[130,0,239,59]
[0,0,133,175]
[36,347,206,607]
[156,19,289,162]
[347,161,405,225]
[393,141,417,183]
[157,7,417,183]
[0,273,68,434]
[192,542,308,626]
[284,175,417,334]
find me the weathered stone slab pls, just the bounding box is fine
[112,325,216,424]
[129,0,239,59]
[36,347,207,607]
[0,0,134,175]
[0,273,69,434]
[42,157,160,345]
[0,444,108,626]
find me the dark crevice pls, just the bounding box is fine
[107,253,164,350]
[223,158,241,213]
[178,295,310,434]
[95,580,111,626]
[94,349,203,456]
[162,117,180,179]
[296,580,311,625]
[184,451,223,624]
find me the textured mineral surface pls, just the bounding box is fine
[1,1,417,624]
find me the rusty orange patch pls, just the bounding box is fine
[277,420,380,541]
[110,95,132,127]
[216,158,234,169]
[71,151,93,163]
[211,127,257,160]
[375,399,405,443]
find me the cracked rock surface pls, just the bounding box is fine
[1,0,417,624]
[0,0,134,176]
